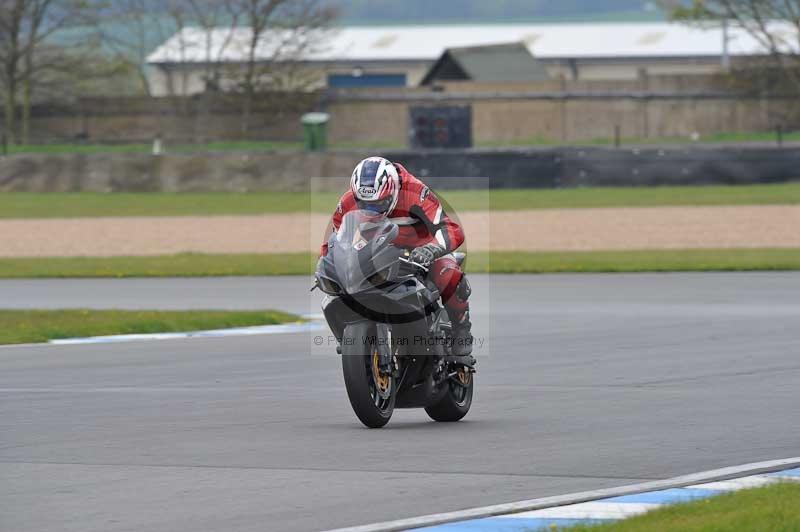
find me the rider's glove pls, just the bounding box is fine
[410,243,445,268]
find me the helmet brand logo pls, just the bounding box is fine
[358,186,377,196]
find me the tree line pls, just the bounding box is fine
[0,0,335,144]
[3,0,800,145]
[660,1,800,121]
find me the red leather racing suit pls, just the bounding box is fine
[321,163,469,317]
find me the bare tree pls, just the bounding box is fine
[225,0,337,135]
[663,1,800,89]
[185,0,243,92]
[98,0,244,97]
[0,0,95,143]
[96,0,190,97]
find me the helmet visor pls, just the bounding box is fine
[356,197,393,215]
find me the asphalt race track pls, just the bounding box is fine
[2,273,799,531]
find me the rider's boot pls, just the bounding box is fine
[445,270,474,359]
[448,308,474,358]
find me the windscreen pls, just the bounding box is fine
[335,210,391,249]
[332,210,394,293]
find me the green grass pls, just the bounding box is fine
[470,249,800,273]
[3,140,303,155]
[477,130,800,148]
[3,129,798,156]
[2,140,407,155]
[0,253,317,278]
[1,249,799,278]
[0,308,301,345]
[563,482,800,531]
[2,183,800,218]
[700,130,800,143]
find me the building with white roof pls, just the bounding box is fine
[146,22,791,95]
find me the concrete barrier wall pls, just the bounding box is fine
[384,147,800,189]
[0,152,355,192]
[34,94,779,146]
[2,147,799,192]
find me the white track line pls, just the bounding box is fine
[0,318,327,351]
[686,476,778,491]
[48,321,325,346]
[505,501,660,520]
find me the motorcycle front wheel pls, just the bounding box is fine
[425,367,473,422]
[341,338,395,428]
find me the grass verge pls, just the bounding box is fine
[564,481,800,531]
[0,253,317,278]
[478,129,800,148]
[1,249,799,278]
[469,248,800,274]
[3,140,303,155]
[0,309,301,345]
[2,183,800,218]
[3,140,416,154]
[5,130,799,155]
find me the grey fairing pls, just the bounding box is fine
[317,211,441,338]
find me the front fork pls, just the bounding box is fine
[375,322,395,374]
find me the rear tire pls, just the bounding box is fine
[341,333,395,428]
[425,369,473,422]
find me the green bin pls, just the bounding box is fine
[301,112,330,152]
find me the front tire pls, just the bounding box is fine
[341,335,395,428]
[425,368,473,422]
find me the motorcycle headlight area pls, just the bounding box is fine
[367,264,396,287]
[317,276,342,295]
[367,271,388,287]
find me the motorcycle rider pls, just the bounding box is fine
[321,156,473,357]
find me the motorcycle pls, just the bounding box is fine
[313,210,475,428]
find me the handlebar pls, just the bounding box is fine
[399,256,429,273]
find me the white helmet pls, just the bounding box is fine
[350,157,399,215]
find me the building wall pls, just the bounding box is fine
[19,95,318,144]
[148,61,433,96]
[327,100,408,146]
[322,63,431,87]
[15,76,787,146]
[148,66,208,97]
[326,95,780,146]
[147,55,730,94]
[545,58,724,81]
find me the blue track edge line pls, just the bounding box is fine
[602,487,723,504]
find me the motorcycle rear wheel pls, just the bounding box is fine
[425,368,473,422]
[341,342,395,428]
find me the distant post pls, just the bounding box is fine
[721,18,731,72]
[614,125,621,148]
[776,125,784,147]
[153,134,163,155]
